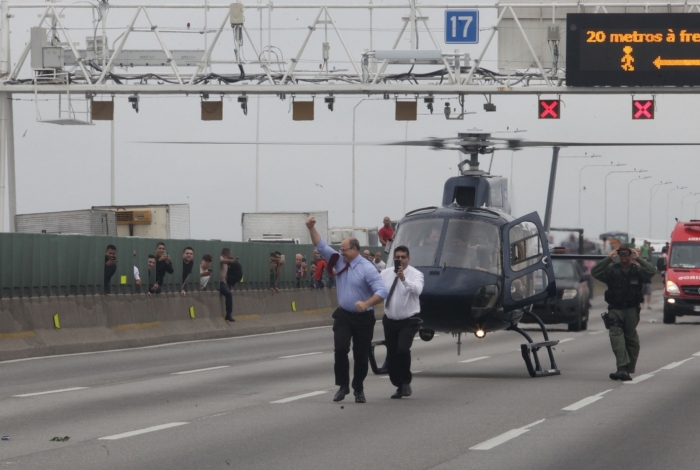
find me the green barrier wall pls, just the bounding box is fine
[0,233,384,298]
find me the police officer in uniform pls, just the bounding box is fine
[591,243,655,381]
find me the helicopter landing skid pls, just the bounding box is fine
[369,340,388,375]
[508,313,561,378]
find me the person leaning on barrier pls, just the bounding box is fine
[380,245,424,399]
[181,246,195,296]
[200,254,213,291]
[154,242,174,292]
[306,216,389,404]
[592,243,655,381]
[147,255,158,295]
[103,244,117,295]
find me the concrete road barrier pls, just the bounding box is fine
[0,289,385,361]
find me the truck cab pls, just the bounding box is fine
[661,221,700,324]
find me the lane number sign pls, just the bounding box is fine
[445,10,479,44]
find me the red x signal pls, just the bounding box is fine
[632,100,654,120]
[538,100,560,119]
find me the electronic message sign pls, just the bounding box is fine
[566,14,700,86]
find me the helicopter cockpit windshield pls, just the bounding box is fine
[440,219,501,275]
[390,218,501,274]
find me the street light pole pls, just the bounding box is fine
[666,186,688,236]
[605,169,647,231]
[627,175,652,233]
[578,162,624,227]
[649,181,672,238]
[680,192,700,220]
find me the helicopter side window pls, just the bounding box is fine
[509,222,543,272]
[390,218,445,267]
[440,219,501,275]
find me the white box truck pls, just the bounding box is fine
[242,212,329,244]
[15,209,117,235]
[92,204,190,239]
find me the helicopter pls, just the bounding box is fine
[140,133,700,377]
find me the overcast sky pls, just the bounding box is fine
[3,0,699,243]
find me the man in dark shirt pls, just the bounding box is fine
[147,255,158,294]
[154,242,173,292]
[103,244,117,294]
[181,246,194,296]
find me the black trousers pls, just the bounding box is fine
[382,314,421,388]
[332,308,376,391]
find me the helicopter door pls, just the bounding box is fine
[502,212,556,312]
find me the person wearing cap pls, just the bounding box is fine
[306,216,389,404]
[200,254,213,290]
[591,243,655,381]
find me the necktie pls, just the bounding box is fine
[385,276,399,308]
[327,253,350,276]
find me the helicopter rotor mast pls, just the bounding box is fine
[456,132,495,176]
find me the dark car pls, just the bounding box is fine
[523,259,591,331]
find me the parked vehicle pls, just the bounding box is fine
[524,259,591,331]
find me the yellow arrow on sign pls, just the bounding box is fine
[654,56,700,69]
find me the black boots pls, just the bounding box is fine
[609,366,632,381]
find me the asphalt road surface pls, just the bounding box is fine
[2,290,699,470]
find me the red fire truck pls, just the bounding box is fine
[661,221,700,324]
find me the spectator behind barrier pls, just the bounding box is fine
[226,255,243,289]
[200,254,213,290]
[147,255,158,295]
[104,245,117,295]
[220,248,238,322]
[133,250,142,294]
[154,242,174,292]
[181,246,195,296]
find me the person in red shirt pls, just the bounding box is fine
[314,248,327,288]
[379,216,394,247]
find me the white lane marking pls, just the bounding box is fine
[99,422,188,440]
[562,389,612,411]
[661,357,694,370]
[470,419,545,451]
[588,331,606,335]
[558,338,575,343]
[270,390,328,404]
[278,352,323,359]
[624,372,655,385]
[693,351,700,357]
[13,387,89,398]
[171,366,231,375]
[0,326,333,364]
[459,356,490,363]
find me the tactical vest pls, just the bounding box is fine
[604,263,644,308]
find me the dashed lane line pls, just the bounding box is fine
[13,387,89,398]
[459,356,490,363]
[661,357,695,370]
[171,366,231,375]
[270,391,328,404]
[624,372,657,385]
[469,419,546,450]
[279,352,323,359]
[562,389,612,411]
[588,331,606,335]
[99,422,189,440]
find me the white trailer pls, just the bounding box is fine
[242,212,329,244]
[15,209,117,236]
[92,204,190,239]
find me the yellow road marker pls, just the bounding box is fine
[0,331,37,340]
[291,301,297,312]
[189,306,195,319]
[53,314,60,329]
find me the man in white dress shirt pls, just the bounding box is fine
[380,245,424,399]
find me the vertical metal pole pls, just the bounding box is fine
[543,147,559,232]
[403,121,408,215]
[0,93,6,232]
[7,93,15,232]
[111,117,115,205]
[255,96,260,212]
[0,0,9,76]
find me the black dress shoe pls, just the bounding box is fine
[225,316,236,322]
[333,386,350,402]
[401,384,412,397]
[391,387,403,399]
[353,390,366,403]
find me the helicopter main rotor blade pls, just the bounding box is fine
[496,138,700,149]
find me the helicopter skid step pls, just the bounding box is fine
[521,340,561,377]
[369,340,388,375]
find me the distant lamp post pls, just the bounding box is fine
[627,175,652,233]
[649,181,672,238]
[578,162,623,227]
[666,186,688,236]
[604,169,647,231]
[680,192,700,220]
